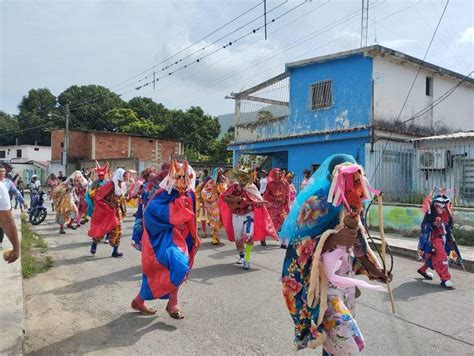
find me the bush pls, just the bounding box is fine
[21,216,52,278]
[453,227,474,246]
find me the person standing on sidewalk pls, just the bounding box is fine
[0,180,20,263]
[0,167,26,251]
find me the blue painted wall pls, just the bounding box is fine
[244,54,373,140]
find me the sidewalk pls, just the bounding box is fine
[370,231,474,273]
[0,209,24,355]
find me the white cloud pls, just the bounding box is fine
[457,26,474,43]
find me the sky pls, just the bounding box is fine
[1,0,473,118]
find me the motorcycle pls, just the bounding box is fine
[29,191,48,225]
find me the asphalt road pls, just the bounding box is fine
[24,208,474,355]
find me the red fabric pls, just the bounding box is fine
[169,195,197,241]
[219,183,278,242]
[431,237,451,281]
[263,176,289,231]
[87,181,118,238]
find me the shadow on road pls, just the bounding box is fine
[28,313,176,355]
[189,262,259,285]
[40,265,142,296]
[391,278,445,301]
[49,241,96,252]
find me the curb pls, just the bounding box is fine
[0,210,25,355]
[370,241,474,273]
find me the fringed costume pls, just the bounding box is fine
[280,154,389,355]
[131,160,199,318]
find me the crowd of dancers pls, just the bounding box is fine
[18,155,463,355]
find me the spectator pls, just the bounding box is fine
[29,175,41,209]
[259,170,268,195]
[300,169,313,191]
[58,170,67,182]
[0,166,24,260]
[14,178,25,210]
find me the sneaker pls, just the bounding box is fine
[236,256,244,265]
[90,243,97,255]
[280,244,288,249]
[417,269,433,280]
[111,251,124,258]
[260,240,267,246]
[440,280,454,290]
[243,261,250,270]
[59,230,66,234]
[67,225,77,230]
[103,240,109,244]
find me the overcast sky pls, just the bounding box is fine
[1,0,472,117]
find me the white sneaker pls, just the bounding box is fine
[243,261,250,270]
[236,256,243,265]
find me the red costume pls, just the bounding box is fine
[263,168,290,232]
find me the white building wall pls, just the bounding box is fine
[0,145,51,162]
[373,56,474,131]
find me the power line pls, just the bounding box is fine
[369,0,450,184]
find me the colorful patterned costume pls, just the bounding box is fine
[51,172,84,233]
[73,175,88,225]
[219,169,278,270]
[263,168,290,232]
[88,168,127,257]
[200,167,228,245]
[85,161,110,218]
[132,160,199,318]
[280,154,386,354]
[417,189,463,289]
[195,176,211,233]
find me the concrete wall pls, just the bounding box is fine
[373,56,474,130]
[368,203,474,233]
[235,54,373,143]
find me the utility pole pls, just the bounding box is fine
[153,71,156,89]
[360,0,369,47]
[63,103,70,173]
[264,0,267,40]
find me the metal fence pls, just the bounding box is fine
[365,139,474,207]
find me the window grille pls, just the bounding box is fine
[309,79,332,110]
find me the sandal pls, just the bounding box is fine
[131,299,157,315]
[166,307,184,319]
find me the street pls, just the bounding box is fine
[24,210,474,355]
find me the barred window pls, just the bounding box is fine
[309,79,332,110]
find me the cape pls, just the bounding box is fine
[87,180,119,238]
[139,188,199,300]
[218,183,278,242]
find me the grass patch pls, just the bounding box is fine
[453,227,474,246]
[21,215,53,278]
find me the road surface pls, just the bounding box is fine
[24,210,474,355]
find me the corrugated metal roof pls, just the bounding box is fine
[410,131,474,141]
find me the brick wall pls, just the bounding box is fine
[51,129,182,162]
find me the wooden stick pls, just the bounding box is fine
[377,194,396,314]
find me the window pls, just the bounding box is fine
[309,79,332,110]
[0,151,5,159]
[426,76,433,97]
[16,149,22,158]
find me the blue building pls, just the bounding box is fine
[227,45,474,189]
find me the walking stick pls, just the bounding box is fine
[377,193,396,314]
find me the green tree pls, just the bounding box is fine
[127,97,168,126]
[163,106,220,156]
[58,85,125,131]
[209,126,234,163]
[0,111,20,145]
[17,88,59,145]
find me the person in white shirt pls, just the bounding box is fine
[0,178,20,263]
[259,170,268,195]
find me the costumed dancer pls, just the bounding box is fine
[219,169,278,270]
[72,171,89,227]
[200,167,228,245]
[417,188,462,289]
[51,172,80,234]
[280,154,391,354]
[84,161,110,219]
[131,163,169,251]
[263,168,289,246]
[195,172,211,239]
[131,160,199,318]
[88,168,128,257]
